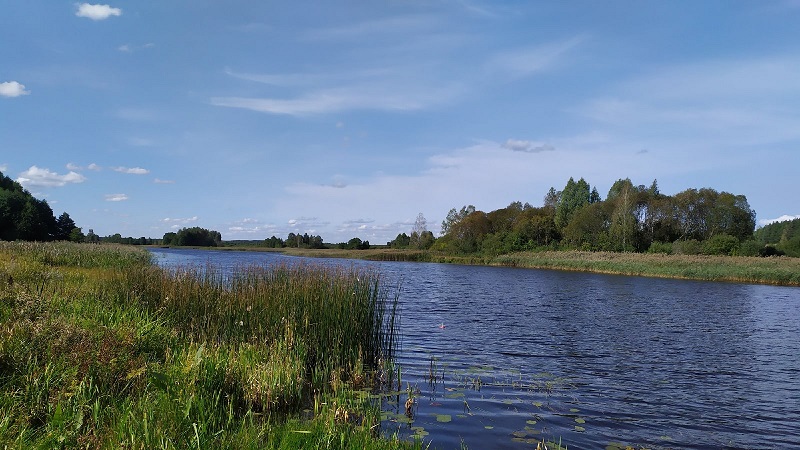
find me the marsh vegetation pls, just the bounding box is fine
[0,242,415,449]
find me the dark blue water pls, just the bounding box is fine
[150,248,800,450]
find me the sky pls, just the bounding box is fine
[2,1,799,243]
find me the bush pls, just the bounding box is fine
[702,234,739,256]
[672,239,702,255]
[735,240,762,257]
[779,236,800,257]
[647,241,673,254]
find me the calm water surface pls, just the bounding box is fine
[150,248,800,449]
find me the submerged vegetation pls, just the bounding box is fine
[0,241,416,449]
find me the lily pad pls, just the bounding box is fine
[575,418,586,424]
[533,401,543,408]
[484,426,494,430]
[574,425,585,432]
[569,408,580,413]
[435,414,452,423]
[526,420,538,425]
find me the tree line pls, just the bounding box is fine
[0,171,84,242]
[432,177,765,256]
[753,217,800,257]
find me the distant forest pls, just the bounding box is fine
[388,177,792,257]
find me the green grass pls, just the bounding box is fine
[0,242,414,449]
[280,247,800,287]
[493,250,800,286]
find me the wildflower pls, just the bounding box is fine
[239,320,244,327]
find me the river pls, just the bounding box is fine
[149,248,800,450]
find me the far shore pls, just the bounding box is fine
[157,246,800,287]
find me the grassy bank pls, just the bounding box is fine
[0,242,415,449]
[281,247,800,287]
[493,251,800,286]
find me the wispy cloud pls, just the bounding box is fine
[154,178,175,184]
[304,15,440,41]
[118,43,154,53]
[488,36,584,78]
[17,166,86,187]
[113,166,150,175]
[574,55,800,149]
[162,216,198,225]
[75,3,122,21]
[105,193,128,202]
[211,85,445,116]
[502,139,555,153]
[0,81,30,98]
[0,164,8,172]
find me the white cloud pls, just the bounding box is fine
[118,43,155,53]
[154,178,175,184]
[113,166,150,175]
[502,139,555,153]
[210,85,443,116]
[162,216,199,224]
[0,164,7,172]
[758,214,800,227]
[488,36,584,78]
[105,193,128,202]
[0,81,30,98]
[66,162,102,171]
[75,3,122,21]
[16,166,86,187]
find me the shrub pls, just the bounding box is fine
[647,241,673,254]
[702,234,739,256]
[672,239,702,255]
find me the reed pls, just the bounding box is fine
[494,250,800,286]
[0,242,408,449]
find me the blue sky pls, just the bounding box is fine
[2,1,799,243]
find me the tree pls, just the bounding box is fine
[410,213,429,249]
[441,205,475,236]
[543,187,560,210]
[54,212,77,241]
[555,177,591,230]
[389,233,411,248]
[174,227,222,247]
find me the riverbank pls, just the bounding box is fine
[0,242,419,449]
[278,248,800,287]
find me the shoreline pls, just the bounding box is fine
[259,247,800,287]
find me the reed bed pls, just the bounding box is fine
[0,242,412,449]
[494,251,800,286]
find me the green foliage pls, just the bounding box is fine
[285,232,324,249]
[702,234,740,256]
[441,205,475,236]
[437,176,759,258]
[388,233,411,249]
[0,242,405,449]
[171,227,223,247]
[647,241,673,254]
[0,171,64,242]
[554,177,592,230]
[754,218,800,254]
[672,239,703,255]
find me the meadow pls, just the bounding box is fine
[0,241,417,449]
